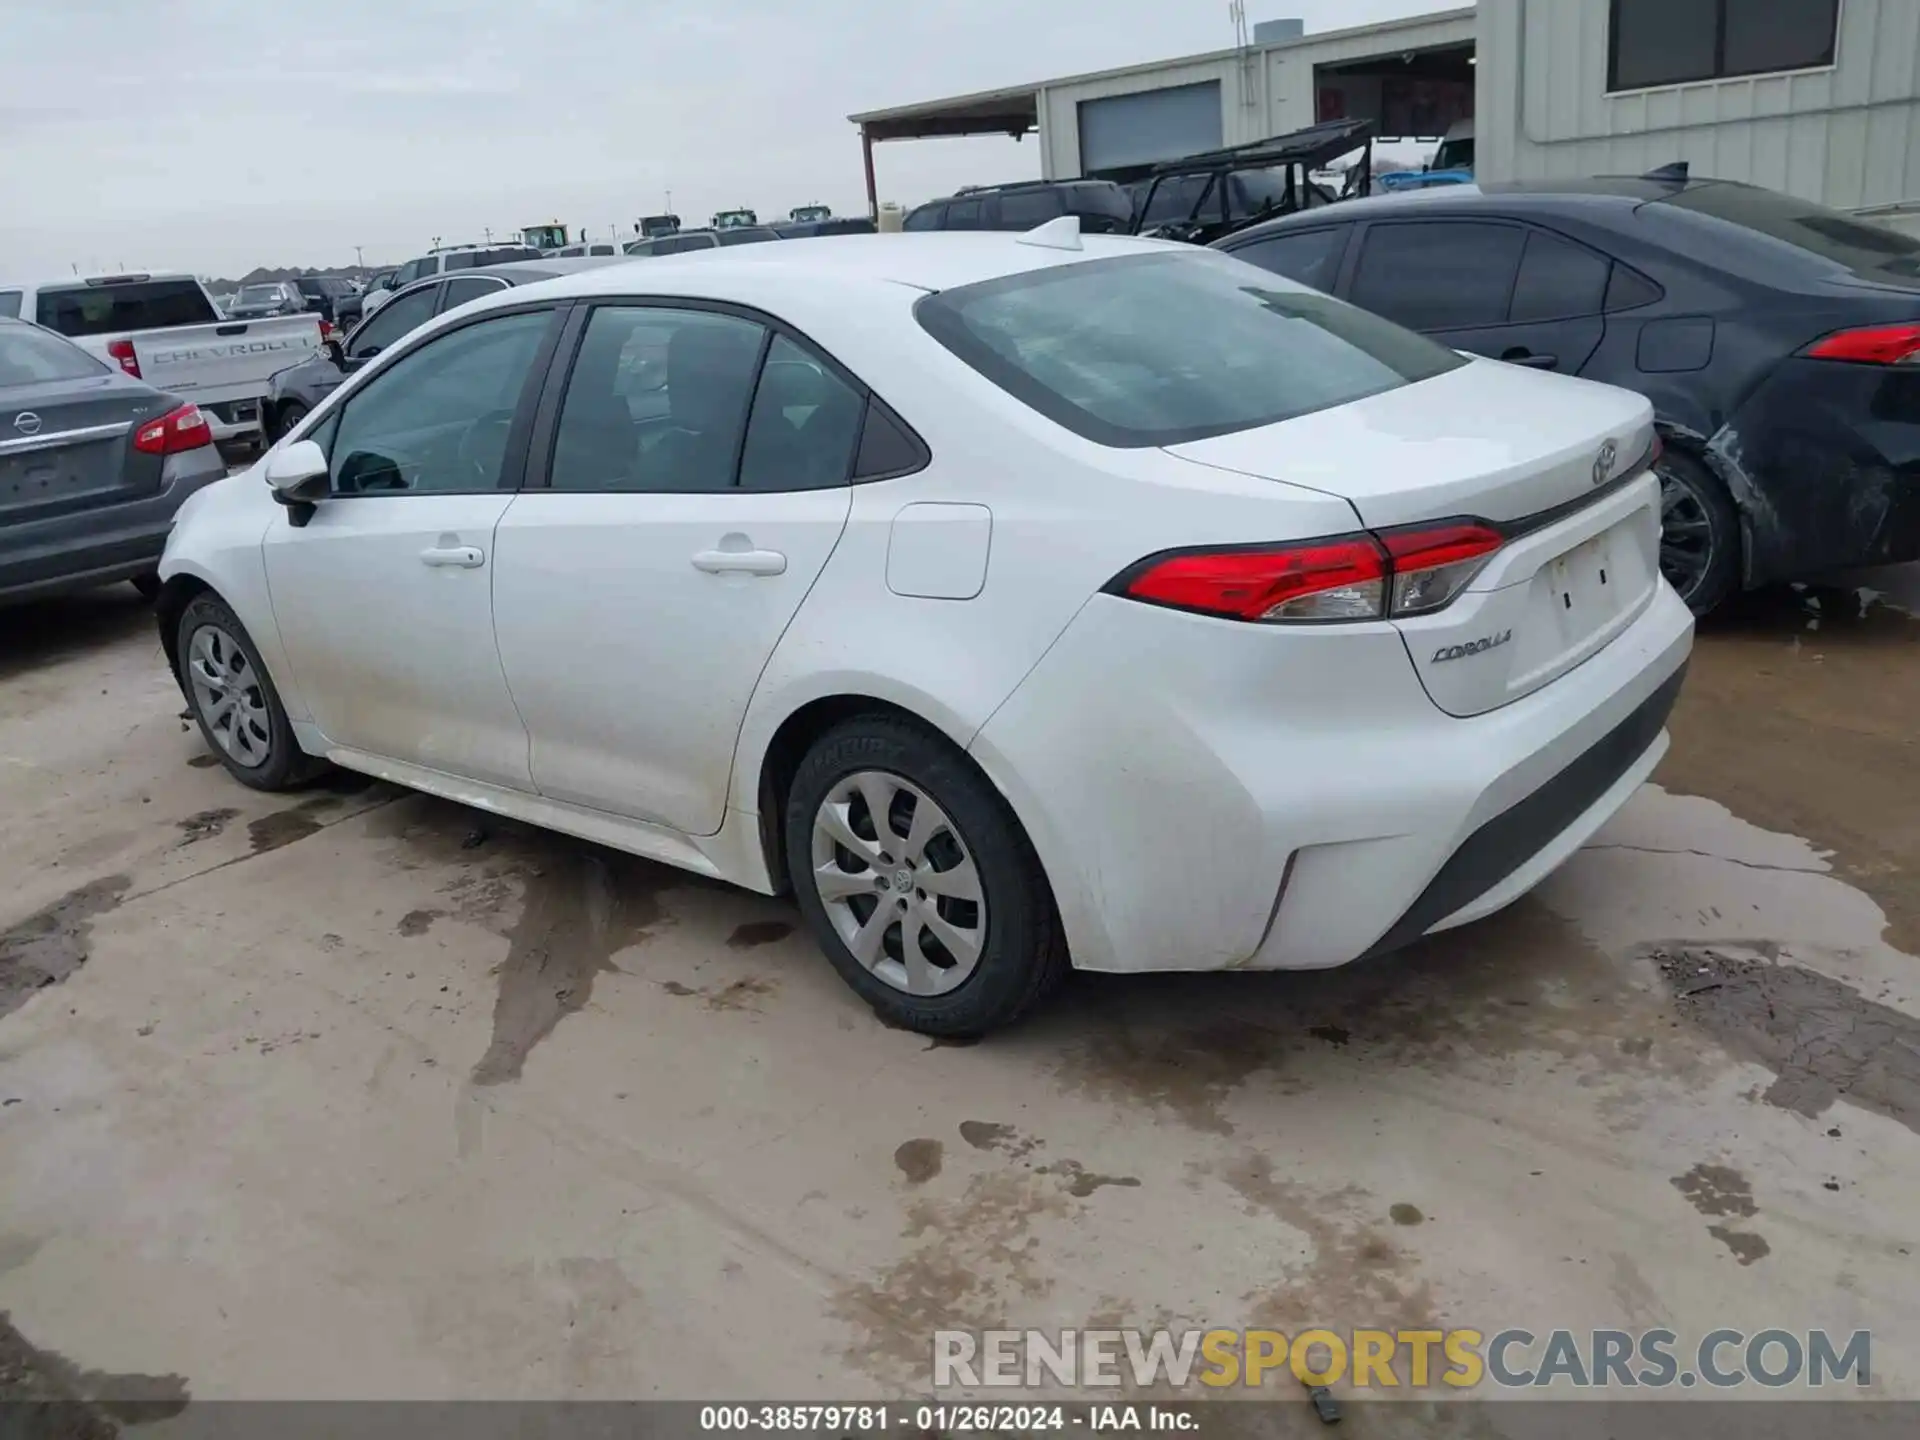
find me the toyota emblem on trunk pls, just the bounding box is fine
[1592,439,1617,487]
[12,412,41,436]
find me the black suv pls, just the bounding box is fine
[901,180,1133,234]
[293,276,358,326]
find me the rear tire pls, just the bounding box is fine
[785,715,1067,1037]
[176,592,328,791]
[1656,445,1740,614]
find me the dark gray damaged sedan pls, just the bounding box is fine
[0,317,226,604]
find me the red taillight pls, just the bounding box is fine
[107,338,141,378]
[132,403,212,456]
[1803,322,1920,366]
[1113,522,1504,624]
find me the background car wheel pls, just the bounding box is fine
[176,592,327,791]
[272,401,309,442]
[1655,445,1740,614]
[785,715,1067,1037]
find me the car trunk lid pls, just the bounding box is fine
[0,376,168,527]
[1165,360,1663,715]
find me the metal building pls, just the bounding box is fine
[850,0,1920,235]
[1478,0,1920,234]
[848,8,1476,212]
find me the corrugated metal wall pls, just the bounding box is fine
[1478,0,1920,223]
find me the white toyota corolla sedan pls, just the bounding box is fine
[157,224,1693,1035]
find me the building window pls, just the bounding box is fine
[1609,0,1838,92]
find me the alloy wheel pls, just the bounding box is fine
[809,770,986,996]
[1657,465,1714,602]
[187,623,273,767]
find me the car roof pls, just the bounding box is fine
[486,231,1188,301]
[1215,175,1731,246]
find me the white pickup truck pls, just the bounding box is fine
[0,272,322,446]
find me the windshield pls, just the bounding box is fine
[1660,182,1920,280]
[915,250,1464,448]
[236,285,283,304]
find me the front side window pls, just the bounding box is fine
[1138,175,1211,228]
[348,284,440,360]
[0,292,22,319]
[999,189,1064,228]
[1228,226,1351,292]
[738,335,866,491]
[0,322,110,385]
[549,306,765,493]
[1610,0,1837,91]
[1349,222,1526,331]
[327,309,550,494]
[945,199,984,231]
[903,204,944,231]
[916,250,1464,449]
[393,259,427,286]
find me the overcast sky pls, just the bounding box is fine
[3,0,1449,278]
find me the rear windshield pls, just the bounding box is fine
[915,250,1464,448]
[1660,182,1920,280]
[35,279,216,338]
[0,321,109,385]
[236,284,284,304]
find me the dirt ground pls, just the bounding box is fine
[1,571,1917,1429]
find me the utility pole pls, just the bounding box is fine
[665,188,672,215]
[354,245,364,267]
[483,226,494,244]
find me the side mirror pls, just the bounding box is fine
[264,439,329,526]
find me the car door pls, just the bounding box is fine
[492,302,861,834]
[1342,219,1606,375]
[262,304,561,789]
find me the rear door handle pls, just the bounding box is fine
[421,545,485,568]
[1501,348,1560,370]
[692,548,787,576]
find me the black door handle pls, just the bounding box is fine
[1501,348,1559,370]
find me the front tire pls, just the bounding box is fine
[1656,446,1740,614]
[176,593,327,791]
[785,716,1067,1037]
[272,401,309,443]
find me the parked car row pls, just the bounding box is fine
[0,272,323,446]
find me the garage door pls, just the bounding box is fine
[1077,82,1223,175]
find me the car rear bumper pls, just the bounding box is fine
[0,445,227,603]
[969,578,1695,974]
[1719,357,1920,587]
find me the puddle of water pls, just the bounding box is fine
[0,1309,189,1424]
[468,847,671,1086]
[0,876,131,1023]
[1653,945,1920,1136]
[174,808,239,846]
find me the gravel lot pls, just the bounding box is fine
[1,572,1917,1425]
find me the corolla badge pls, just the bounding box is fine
[1592,439,1617,487]
[1432,630,1512,664]
[12,412,42,436]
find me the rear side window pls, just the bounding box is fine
[1349,222,1525,330]
[1508,229,1611,322]
[0,322,110,384]
[1228,227,1350,292]
[34,279,216,337]
[1605,265,1663,312]
[916,250,1465,448]
[441,252,478,271]
[999,189,1063,228]
[549,306,765,493]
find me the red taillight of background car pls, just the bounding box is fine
[1803,322,1920,366]
[132,403,213,455]
[106,338,141,378]
[1111,521,1505,624]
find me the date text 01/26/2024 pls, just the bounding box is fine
[698,1405,1197,1432]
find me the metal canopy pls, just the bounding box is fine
[1141,117,1377,178]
